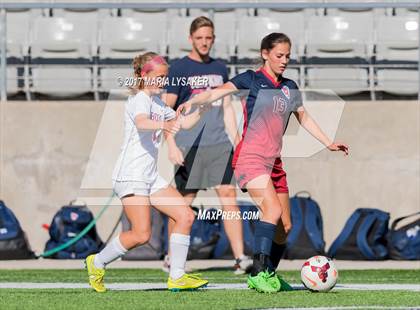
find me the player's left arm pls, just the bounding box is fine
[223,96,241,147]
[293,106,349,155]
[162,107,185,165]
[164,130,185,166]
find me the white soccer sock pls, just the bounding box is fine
[94,235,127,269]
[169,233,190,280]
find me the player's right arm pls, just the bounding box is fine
[176,82,238,115]
[176,70,253,115]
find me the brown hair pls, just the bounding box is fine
[131,52,160,91]
[260,32,291,62]
[189,16,214,35]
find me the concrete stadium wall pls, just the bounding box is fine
[0,100,419,254]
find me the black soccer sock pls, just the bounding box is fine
[268,241,287,273]
[251,221,277,276]
[251,253,271,276]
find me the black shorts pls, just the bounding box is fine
[174,142,236,195]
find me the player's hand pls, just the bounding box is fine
[163,120,181,135]
[176,101,192,116]
[328,142,349,155]
[168,144,184,166]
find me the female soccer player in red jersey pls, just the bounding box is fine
[177,33,348,293]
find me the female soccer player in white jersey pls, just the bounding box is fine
[85,52,208,292]
[177,33,349,293]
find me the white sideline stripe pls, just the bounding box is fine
[0,283,419,291]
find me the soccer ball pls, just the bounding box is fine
[301,256,338,292]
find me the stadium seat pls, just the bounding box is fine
[5,8,45,22]
[187,0,249,19]
[31,17,97,60]
[7,66,20,96]
[307,67,369,95]
[326,5,387,17]
[121,9,181,19]
[167,17,195,60]
[394,8,419,16]
[376,16,419,62]
[376,69,419,96]
[31,67,93,98]
[282,68,300,86]
[29,17,96,99]
[256,0,321,18]
[237,17,304,61]
[188,9,239,20]
[306,15,374,60]
[99,17,167,62]
[258,8,319,19]
[52,8,115,19]
[99,67,133,92]
[120,0,183,18]
[213,14,236,60]
[6,15,31,60]
[5,8,43,61]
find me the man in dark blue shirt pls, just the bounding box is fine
[164,16,252,274]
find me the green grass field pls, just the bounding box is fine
[0,268,419,309]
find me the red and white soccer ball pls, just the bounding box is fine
[301,256,338,292]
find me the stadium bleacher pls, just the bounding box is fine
[0,0,419,99]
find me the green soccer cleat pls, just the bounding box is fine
[267,273,281,291]
[278,276,294,291]
[85,254,106,293]
[268,273,294,292]
[247,271,278,293]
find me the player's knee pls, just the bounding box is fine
[184,208,195,227]
[265,208,282,223]
[176,207,195,229]
[284,223,292,235]
[217,187,236,199]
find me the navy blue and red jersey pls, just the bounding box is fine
[230,68,303,165]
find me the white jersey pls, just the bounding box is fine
[112,91,176,182]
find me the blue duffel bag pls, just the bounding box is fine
[388,212,420,260]
[328,208,389,260]
[0,200,35,259]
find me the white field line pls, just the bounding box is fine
[0,283,419,291]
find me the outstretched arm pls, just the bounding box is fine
[178,108,202,130]
[293,107,349,155]
[223,96,241,147]
[176,82,238,115]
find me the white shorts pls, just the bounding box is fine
[112,175,169,199]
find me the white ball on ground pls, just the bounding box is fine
[301,255,338,292]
